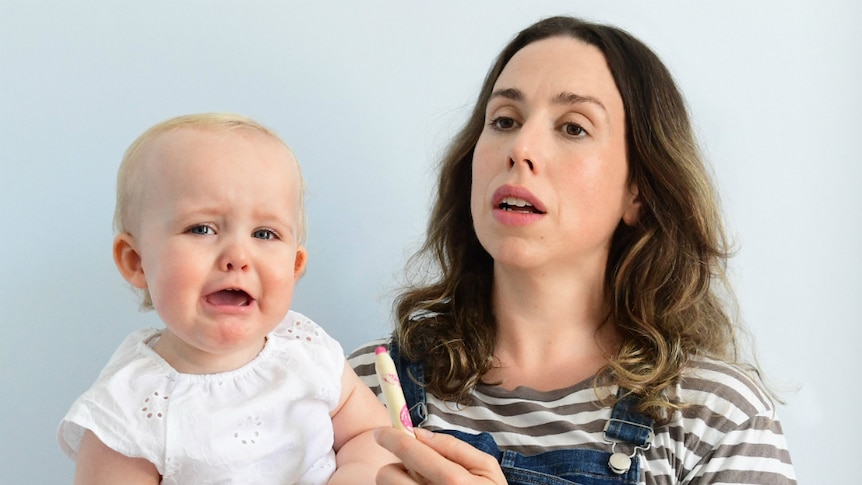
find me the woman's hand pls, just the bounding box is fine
[374,427,507,485]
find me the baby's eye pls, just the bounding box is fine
[189,225,215,236]
[563,123,586,137]
[253,229,278,240]
[489,117,518,131]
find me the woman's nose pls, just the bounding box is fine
[507,121,543,173]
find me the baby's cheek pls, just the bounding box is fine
[148,262,194,315]
[259,278,296,325]
[267,268,298,297]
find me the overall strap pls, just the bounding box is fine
[387,336,428,427]
[604,387,654,447]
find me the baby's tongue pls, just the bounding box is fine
[207,289,250,306]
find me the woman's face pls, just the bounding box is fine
[470,36,640,275]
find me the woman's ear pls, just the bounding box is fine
[294,246,308,281]
[622,183,642,226]
[113,233,147,289]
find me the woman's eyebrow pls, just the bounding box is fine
[489,88,607,115]
[489,87,523,101]
[553,91,607,114]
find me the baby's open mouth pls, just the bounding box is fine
[206,289,252,306]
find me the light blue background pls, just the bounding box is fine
[1,1,859,483]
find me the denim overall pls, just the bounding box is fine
[389,340,654,485]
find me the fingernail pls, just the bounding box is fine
[414,427,432,439]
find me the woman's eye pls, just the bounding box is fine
[489,117,517,131]
[564,123,586,137]
[189,225,214,236]
[253,229,278,240]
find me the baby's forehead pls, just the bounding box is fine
[152,125,292,152]
[143,127,299,170]
[130,127,303,210]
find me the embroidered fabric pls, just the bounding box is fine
[58,310,344,484]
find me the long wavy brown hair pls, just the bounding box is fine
[394,16,747,423]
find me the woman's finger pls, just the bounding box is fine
[376,461,424,485]
[373,427,433,471]
[374,427,505,485]
[412,429,505,483]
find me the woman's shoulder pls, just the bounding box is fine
[347,337,391,363]
[346,337,391,393]
[674,356,776,421]
[646,358,796,483]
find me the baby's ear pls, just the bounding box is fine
[294,246,308,280]
[113,233,147,289]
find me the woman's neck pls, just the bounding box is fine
[485,263,620,391]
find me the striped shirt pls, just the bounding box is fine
[349,338,796,485]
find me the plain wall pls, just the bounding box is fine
[1,1,859,483]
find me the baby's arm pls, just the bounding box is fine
[74,430,160,485]
[328,361,399,484]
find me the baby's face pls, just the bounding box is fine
[129,127,305,367]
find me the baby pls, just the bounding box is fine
[58,113,395,484]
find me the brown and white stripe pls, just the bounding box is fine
[349,339,796,484]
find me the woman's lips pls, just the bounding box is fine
[492,185,546,213]
[490,185,546,226]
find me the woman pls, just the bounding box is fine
[350,15,795,485]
